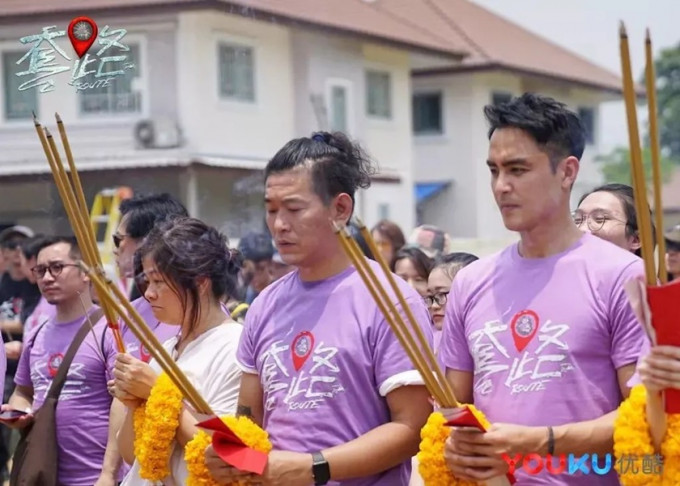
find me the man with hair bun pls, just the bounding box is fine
[207,131,433,485]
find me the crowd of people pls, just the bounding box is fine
[0,92,678,485]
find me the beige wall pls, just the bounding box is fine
[176,11,295,157]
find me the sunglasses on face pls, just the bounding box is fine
[31,261,80,279]
[1,239,22,250]
[113,233,130,249]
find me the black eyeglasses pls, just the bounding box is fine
[572,211,626,232]
[31,262,80,279]
[113,233,130,249]
[424,292,449,307]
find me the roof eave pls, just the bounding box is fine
[0,0,467,61]
[412,62,647,99]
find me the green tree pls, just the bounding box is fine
[596,146,675,185]
[654,43,680,160]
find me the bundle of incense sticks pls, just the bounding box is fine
[619,24,680,413]
[334,219,517,485]
[32,113,125,352]
[333,218,457,408]
[82,263,213,415]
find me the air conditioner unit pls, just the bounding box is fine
[134,118,182,149]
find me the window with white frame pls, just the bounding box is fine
[413,92,443,135]
[378,203,390,221]
[578,107,596,145]
[327,81,350,133]
[366,70,391,119]
[79,44,142,115]
[3,51,38,120]
[218,42,255,102]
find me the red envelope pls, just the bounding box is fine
[197,416,268,475]
[443,406,517,485]
[646,279,680,413]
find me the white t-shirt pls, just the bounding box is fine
[121,321,243,486]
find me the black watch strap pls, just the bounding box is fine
[312,451,331,485]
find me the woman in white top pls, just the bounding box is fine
[113,217,244,485]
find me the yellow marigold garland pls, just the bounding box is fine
[134,372,184,481]
[614,385,680,485]
[417,405,491,486]
[185,415,273,486]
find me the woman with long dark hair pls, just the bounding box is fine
[114,218,243,485]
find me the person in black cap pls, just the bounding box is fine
[665,224,680,282]
[238,231,275,304]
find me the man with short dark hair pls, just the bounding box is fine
[441,93,645,485]
[5,236,119,485]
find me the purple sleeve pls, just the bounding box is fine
[372,294,433,389]
[0,338,5,392]
[104,327,117,381]
[609,260,646,369]
[627,337,650,387]
[236,300,260,374]
[439,275,474,372]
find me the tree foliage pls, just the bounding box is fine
[654,42,680,160]
[596,146,675,186]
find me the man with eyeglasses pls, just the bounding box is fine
[4,236,121,485]
[0,225,40,481]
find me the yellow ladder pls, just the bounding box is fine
[90,186,133,265]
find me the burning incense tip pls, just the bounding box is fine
[44,127,52,138]
[32,111,39,125]
[353,216,367,230]
[55,113,63,123]
[619,21,627,37]
[331,220,342,233]
[645,28,651,42]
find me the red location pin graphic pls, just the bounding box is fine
[67,16,98,58]
[510,310,539,352]
[291,331,315,371]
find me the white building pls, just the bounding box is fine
[408,0,623,243]
[0,0,623,246]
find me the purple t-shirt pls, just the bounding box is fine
[15,309,117,486]
[118,297,179,362]
[440,233,645,485]
[237,262,433,486]
[23,296,55,336]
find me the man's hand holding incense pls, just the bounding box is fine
[639,346,680,392]
[204,444,262,485]
[113,353,157,401]
[445,423,544,481]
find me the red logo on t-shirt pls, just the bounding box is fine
[47,353,64,377]
[291,331,314,371]
[140,345,151,363]
[510,310,539,352]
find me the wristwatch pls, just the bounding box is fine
[312,451,331,485]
